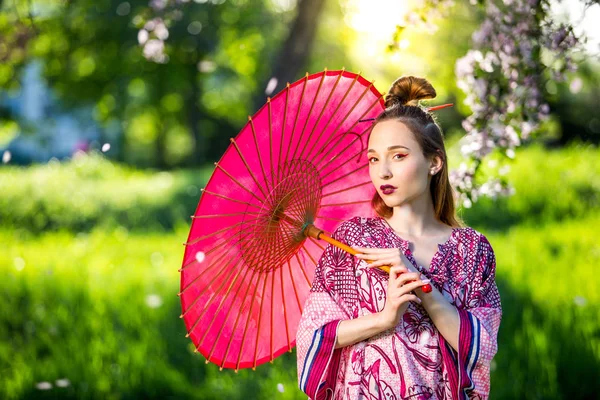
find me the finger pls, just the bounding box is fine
[398,279,431,294]
[389,266,399,281]
[397,272,422,285]
[355,253,381,261]
[398,294,422,304]
[367,258,398,267]
[352,246,394,254]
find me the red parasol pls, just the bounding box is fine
[179,69,433,371]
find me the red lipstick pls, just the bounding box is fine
[380,185,397,195]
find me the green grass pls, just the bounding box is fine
[1,143,599,399]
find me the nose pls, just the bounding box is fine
[378,161,392,180]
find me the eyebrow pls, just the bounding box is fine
[367,145,410,153]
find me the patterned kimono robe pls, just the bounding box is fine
[296,217,502,400]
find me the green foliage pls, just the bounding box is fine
[0,143,599,398]
[459,141,600,232]
[0,152,212,232]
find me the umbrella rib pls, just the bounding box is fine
[298,70,348,161]
[282,74,309,174]
[301,243,320,272]
[219,267,262,370]
[182,220,245,251]
[184,257,243,337]
[248,118,271,194]
[308,236,326,252]
[321,161,368,187]
[230,138,269,199]
[315,215,346,223]
[268,98,275,189]
[214,162,265,204]
[200,189,262,211]
[303,81,375,164]
[316,71,359,133]
[318,128,371,178]
[196,256,247,346]
[315,94,384,167]
[294,252,312,289]
[191,210,262,219]
[180,235,247,314]
[320,199,371,207]
[252,268,271,369]
[269,264,276,362]
[276,83,290,183]
[203,264,261,368]
[322,180,373,198]
[289,71,327,163]
[279,262,291,351]
[180,221,257,289]
[236,269,267,371]
[286,259,303,315]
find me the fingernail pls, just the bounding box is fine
[421,279,431,285]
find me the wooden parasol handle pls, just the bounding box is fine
[304,224,433,293]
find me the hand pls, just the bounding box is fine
[353,247,430,330]
[353,246,416,272]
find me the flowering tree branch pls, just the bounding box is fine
[393,0,586,208]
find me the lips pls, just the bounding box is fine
[380,185,397,195]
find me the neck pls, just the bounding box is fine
[386,190,440,237]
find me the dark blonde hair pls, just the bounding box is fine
[371,76,463,228]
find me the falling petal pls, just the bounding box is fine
[2,150,11,163]
[277,383,284,393]
[574,296,587,307]
[36,382,52,390]
[137,29,149,45]
[14,257,25,271]
[55,379,71,388]
[102,143,111,152]
[265,77,278,96]
[146,294,163,308]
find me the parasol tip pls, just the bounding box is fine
[247,115,252,121]
[179,314,183,318]
[286,82,290,87]
[205,360,209,364]
[219,367,223,372]
[267,97,271,102]
[185,333,190,338]
[252,367,256,371]
[323,67,328,72]
[200,188,205,192]
[213,162,218,166]
[234,369,238,374]
[229,137,235,143]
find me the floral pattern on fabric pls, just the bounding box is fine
[296,217,502,400]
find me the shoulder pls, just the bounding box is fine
[456,226,494,252]
[331,216,382,246]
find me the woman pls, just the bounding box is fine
[296,76,502,400]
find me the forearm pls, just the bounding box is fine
[418,287,460,352]
[334,313,388,349]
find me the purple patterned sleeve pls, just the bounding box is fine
[440,233,502,400]
[296,221,359,399]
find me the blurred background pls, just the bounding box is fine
[1,0,599,398]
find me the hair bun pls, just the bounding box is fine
[385,76,437,108]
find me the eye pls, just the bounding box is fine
[393,154,407,160]
[368,156,378,163]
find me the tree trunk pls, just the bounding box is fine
[254,0,327,109]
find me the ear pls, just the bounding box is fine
[428,152,444,175]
